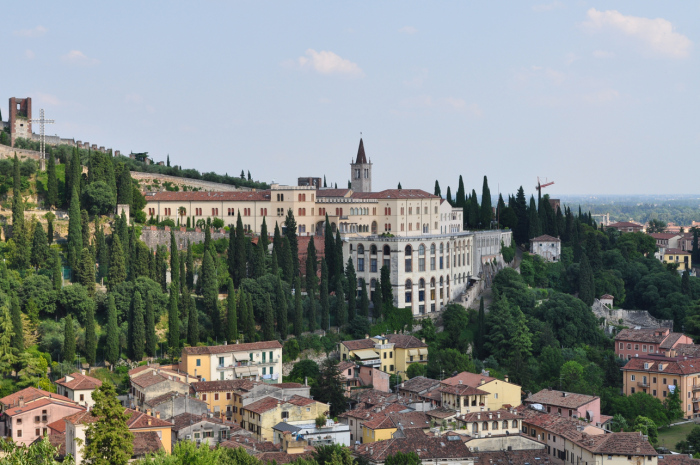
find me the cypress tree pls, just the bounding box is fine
[81,209,90,251]
[284,209,299,277]
[251,242,265,278]
[294,276,303,336]
[186,241,194,289]
[68,185,82,274]
[586,233,602,272]
[475,297,485,359]
[469,189,480,229]
[202,250,220,338]
[63,315,75,363]
[108,233,126,290]
[456,175,466,210]
[179,251,186,291]
[116,165,133,205]
[446,186,453,206]
[145,292,156,357]
[78,247,96,296]
[95,222,108,279]
[345,258,357,322]
[281,237,294,283]
[118,211,128,253]
[528,196,540,240]
[85,302,96,366]
[233,212,247,287]
[271,248,279,276]
[12,154,23,231]
[30,221,49,269]
[186,288,199,347]
[359,279,370,317]
[47,216,54,245]
[11,294,24,352]
[275,277,288,339]
[237,289,249,341]
[204,224,212,255]
[434,180,441,198]
[578,254,595,306]
[380,265,393,308]
[334,231,343,286]
[307,281,318,331]
[262,296,275,341]
[273,223,284,269]
[324,214,335,284]
[246,293,256,343]
[226,279,237,342]
[260,217,269,255]
[52,249,62,291]
[105,295,119,364]
[168,290,179,357]
[320,258,330,330]
[336,279,347,327]
[572,223,582,263]
[130,291,145,361]
[514,186,528,245]
[306,237,318,292]
[372,278,383,319]
[170,232,179,293]
[47,151,58,208]
[681,270,692,298]
[481,175,492,229]
[155,245,167,291]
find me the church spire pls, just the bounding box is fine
[356,138,367,164]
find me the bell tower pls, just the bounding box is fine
[350,138,372,193]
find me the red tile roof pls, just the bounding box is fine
[190,379,260,393]
[442,372,497,387]
[47,418,67,434]
[439,384,489,396]
[285,395,317,407]
[244,396,282,414]
[4,397,84,417]
[351,189,438,200]
[182,340,282,355]
[665,248,691,255]
[458,408,522,422]
[353,430,471,462]
[622,357,700,375]
[132,431,165,457]
[144,191,270,202]
[615,328,669,344]
[531,235,561,242]
[131,372,186,389]
[127,409,174,429]
[398,376,440,394]
[316,189,352,198]
[650,233,680,240]
[525,389,598,409]
[342,339,376,351]
[385,334,427,349]
[55,372,102,391]
[0,387,73,409]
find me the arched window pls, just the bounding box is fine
[405,245,412,255]
[512,420,518,428]
[502,420,508,429]
[370,245,377,255]
[370,279,376,290]
[383,245,391,255]
[358,244,364,255]
[430,278,435,288]
[492,421,499,430]
[430,244,436,255]
[419,279,425,289]
[405,280,413,305]
[482,422,489,431]
[439,276,443,286]
[419,244,425,256]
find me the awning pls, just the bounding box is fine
[235,366,257,376]
[419,348,428,355]
[233,353,249,361]
[354,349,380,360]
[408,349,418,356]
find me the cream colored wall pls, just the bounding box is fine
[482,380,521,409]
[246,401,328,442]
[207,348,282,382]
[361,425,396,444]
[66,422,87,465]
[182,352,212,380]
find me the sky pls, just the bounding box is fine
[2,2,699,197]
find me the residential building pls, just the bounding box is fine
[524,388,601,425]
[439,383,489,416]
[650,233,681,250]
[240,395,328,442]
[442,371,521,410]
[397,376,441,404]
[679,233,695,253]
[171,412,235,447]
[338,403,407,444]
[361,411,430,444]
[129,369,190,407]
[128,363,190,383]
[180,340,283,383]
[54,372,102,409]
[0,389,84,446]
[519,405,657,465]
[621,357,700,419]
[64,408,173,464]
[272,418,351,447]
[607,222,645,233]
[338,361,391,393]
[663,248,692,271]
[338,334,428,375]
[352,429,473,465]
[530,235,561,262]
[456,408,523,437]
[615,328,693,359]
[143,391,208,420]
[600,294,614,308]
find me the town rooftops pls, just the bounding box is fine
[132,431,165,457]
[600,294,614,300]
[399,376,440,394]
[622,357,700,375]
[425,407,457,419]
[442,371,498,387]
[243,395,317,414]
[342,338,376,351]
[385,334,427,349]
[660,332,687,349]
[3,397,84,417]
[615,328,670,344]
[182,340,282,355]
[144,391,207,408]
[458,408,522,422]
[47,418,67,434]
[131,372,187,389]
[337,361,357,372]
[171,412,234,432]
[274,382,306,390]
[64,408,173,429]
[592,432,657,456]
[353,430,471,462]
[650,233,680,240]
[531,235,561,242]
[55,372,103,391]
[0,387,74,410]
[143,190,271,202]
[665,248,691,255]
[439,384,489,396]
[351,189,438,200]
[190,379,259,393]
[525,389,598,409]
[316,188,352,198]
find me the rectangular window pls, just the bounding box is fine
[430,257,435,271]
[215,393,219,401]
[262,367,266,375]
[631,375,636,381]
[405,258,412,272]
[358,258,365,272]
[227,393,232,400]
[419,258,425,272]
[439,257,443,269]
[370,259,377,272]
[196,359,201,367]
[219,357,225,366]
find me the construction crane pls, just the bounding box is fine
[536,176,554,194]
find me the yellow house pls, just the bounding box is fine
[339,334,428,375]
[360,411,431,444]
[663,248,692,271]
[240,395,328,442]
[190,379,259,422]
[180,341,283,383]
[442,372,521,410]
[622,357,700,419]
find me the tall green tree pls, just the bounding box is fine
[226,279,238,342]
[345,258,357,322]
[480,175,492,229]
[95,222,109,279]
[528,195,540,239]
[281,237,294,283]
[262,296,275,341]
[85,301,97,365]
[310,358,348,417]
[46,151,58,208]
[63,315,75,362]
[324,215,335,284]
[284,209,299,277]
[380,266,393,308]
[434,180,441,198]
[30,222,49,269]
[84,382,134,465]
[11,154,23,231]
[233,212,247,287]
[129,291,145,361]
[294,276,303,336]
[359,279,370,318]
[336,279,347,327]
[144,291,156,357]
[372,279,383,319]
[320,258,330,330]
[456,175,466,210]
[306,235,318,292]
[275,277,288,339]
[0,305,16,375]
[108,234,126,290]
[260,217,269,255]
[474,297,486,359]
[105,294,120,364]
[116,164,133,206]
[514,186,529,245]
[10,294,24,352]
[77,247,96,296]
[446,186,453,206]
[186,241,194,289]
[170,231,179,293]
[202,250,220,338]
[168,290,179,357]
[246,293,256,342]
[81,209,90,252]
[578,254,595,306]
[186,288,198,347]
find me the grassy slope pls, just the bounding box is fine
[657,422,697,451]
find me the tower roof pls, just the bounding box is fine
[355,138,368,164]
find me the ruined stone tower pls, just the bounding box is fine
[9,97,32,147]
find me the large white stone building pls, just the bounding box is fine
[143,139,511,315]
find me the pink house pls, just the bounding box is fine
[0,394,84,446]
[524,388,601,426]
[614,328,693,359]
[337,361,390,394]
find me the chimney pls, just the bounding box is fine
[365,334,369,339]
[562,392,567,397]
[488,413,492,419]
[147,419,152,426]
[18,396,24,407]
[504,375,509,383]
[459,380,462,385]
[155,411,160,419]
[224,341,227,345]
[497,412,500,419]
[477,413,480,420]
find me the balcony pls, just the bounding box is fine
[216,359,280,370]
[692,385,700,392]
[637,381,649,388]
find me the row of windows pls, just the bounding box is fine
[352,242,470,256]
[350,208,375,216]
[619,342,656,352]
[399,206,439,215]
[297,193,314,202]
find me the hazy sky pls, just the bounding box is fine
[3,2,699,196]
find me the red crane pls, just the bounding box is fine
[536,176,554,194]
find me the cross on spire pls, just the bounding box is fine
[29,109,55,161]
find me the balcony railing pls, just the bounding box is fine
[216,359,280,370]
[637,381,649,388]
[692,385,700,392]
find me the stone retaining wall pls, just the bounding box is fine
[140,226,228,251]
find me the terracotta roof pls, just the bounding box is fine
[387,411,431,428]
[600,294,614,299]
[339,403,406,420]
[33,433,66,458]
[660,332,686,349]
[47,418,67,434]
[458,408,521,422]
[439,384,489,396]
[131,372,183,389]
[144,391,207,408]
[673,344,700,358]
[244,396,282,414]
[622,357,700,375]
[4,397,84,417]
[399,376,440,394]
[316,189,352,198]
[132,431,165,457]
[658,455,700,465]
[353,430,471,462]
[337,361,357,373]
[614,328,669,344]
[285,395,317,407]
[275,382,306,389]
[531,235,561,242]
[128,364,163,376]
[171,412,234,432]
[363,415,396,430]
[525,389,598,409]
[182,340,282,355]
[385,334,427,349]
[190,379,259,393]
[356,138,368,164]
[349,389,401,406]
[351,189,438,200]
[258,451,315,464]
[425,407,457,419]
[64,409,99,425]
[127,409,174,429]
[0,387,73,409]
[474,449,561,465]
[342,339,376,351]
[650,233,680,240]
[442,372,497,387]
[144,190,270,202]
[55,372,102,391]
[666,248,691,255]
[593,432,657,456]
